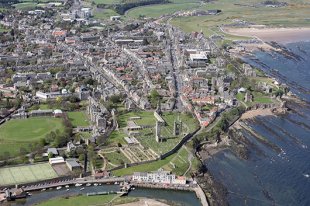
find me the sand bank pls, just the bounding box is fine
[224,27,310,44]
[117,199,170,206]
[240,108,275,120]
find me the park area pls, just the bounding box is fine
[107,111,198,154]
[67,111,89,127]
[0,117,64,159]
[0,163,58,186]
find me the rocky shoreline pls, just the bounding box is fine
[194,95,305,205]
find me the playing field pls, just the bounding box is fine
[0,117,64,141]
[0,163,58,186]
[0,117,64,158]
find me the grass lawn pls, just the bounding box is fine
[126,2,199,18]
[93,9,119,20]
[0,117,64,141]
[252,92,273,103]
[103,150,130,166]
[0,25,9,33]
[35,194,138,206]
[67,111,89,127]
[112,153,176,176]
[13,2,37,10]
[92,0,120,4]
[112,146,196,177]
[0,117,64,158]
[109,111,198,154]
[0,163,58,186]
[170,0,310,38]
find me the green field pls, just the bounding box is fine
[36,194,138,206]
[126,2,199,18]
[171,0,310,38]
[113,152,176,176]
[67,111,89,127]
[0,117,64,158]
[92,0,120,4]
[0,163,58,186]
[93,9,119,20]
[108,111,198,154]
[112,145,196,176]
[13,2,37,10]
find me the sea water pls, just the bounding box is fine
[206,42,310,206]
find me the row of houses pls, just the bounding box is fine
[132,169,186,185]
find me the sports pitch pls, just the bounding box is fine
[0,163,58,186]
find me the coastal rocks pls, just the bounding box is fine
[196,174,228,206]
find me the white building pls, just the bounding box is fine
[132,169,187,185]
[49,157,65,165]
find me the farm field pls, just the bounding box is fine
[0,163,58,186]
[67,111,89,127]
[0,117,64,158]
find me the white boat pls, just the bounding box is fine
[86,183,91,187]
[75,183,82,187]
[56,186,62,190]
[99,183,102,186]
[80,187,85,191]
[66,189,70,191]
[94,183,98,186]
[41,188,46,191]
[114,182,119,185]
[65,185,69,188]
[303,174,309,178]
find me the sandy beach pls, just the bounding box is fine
[240,108,275,120]
[224,27,310,44]
[117,198,170,206]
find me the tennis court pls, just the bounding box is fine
[0,163,58,186]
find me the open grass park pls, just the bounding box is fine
[171,0,310,38]
[67,111,89,127]
[0,163,58,186]
[108,111,198,154]
[0,117,64,158]
[112,146,196,176]
[35,194,138,206]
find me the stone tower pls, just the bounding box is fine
[155,121,161,142]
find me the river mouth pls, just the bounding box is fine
[204,41,310,206]
[8,185,201,206]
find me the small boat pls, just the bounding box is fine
[66,189,70,191]
[114,182,119,185]
[41,188,46,191]
[80,187,85,191]
[56,186,62,190]
[131,187,135,190]
[75,183,82,187]
[99,183,102,186]
[303,174,309,178]
[65,185,69,188]
[93,183,98,186]
[86,183,91,187]
[26,192,32,196]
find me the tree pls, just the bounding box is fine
[48,152,54,159]
[19,147,28,156]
